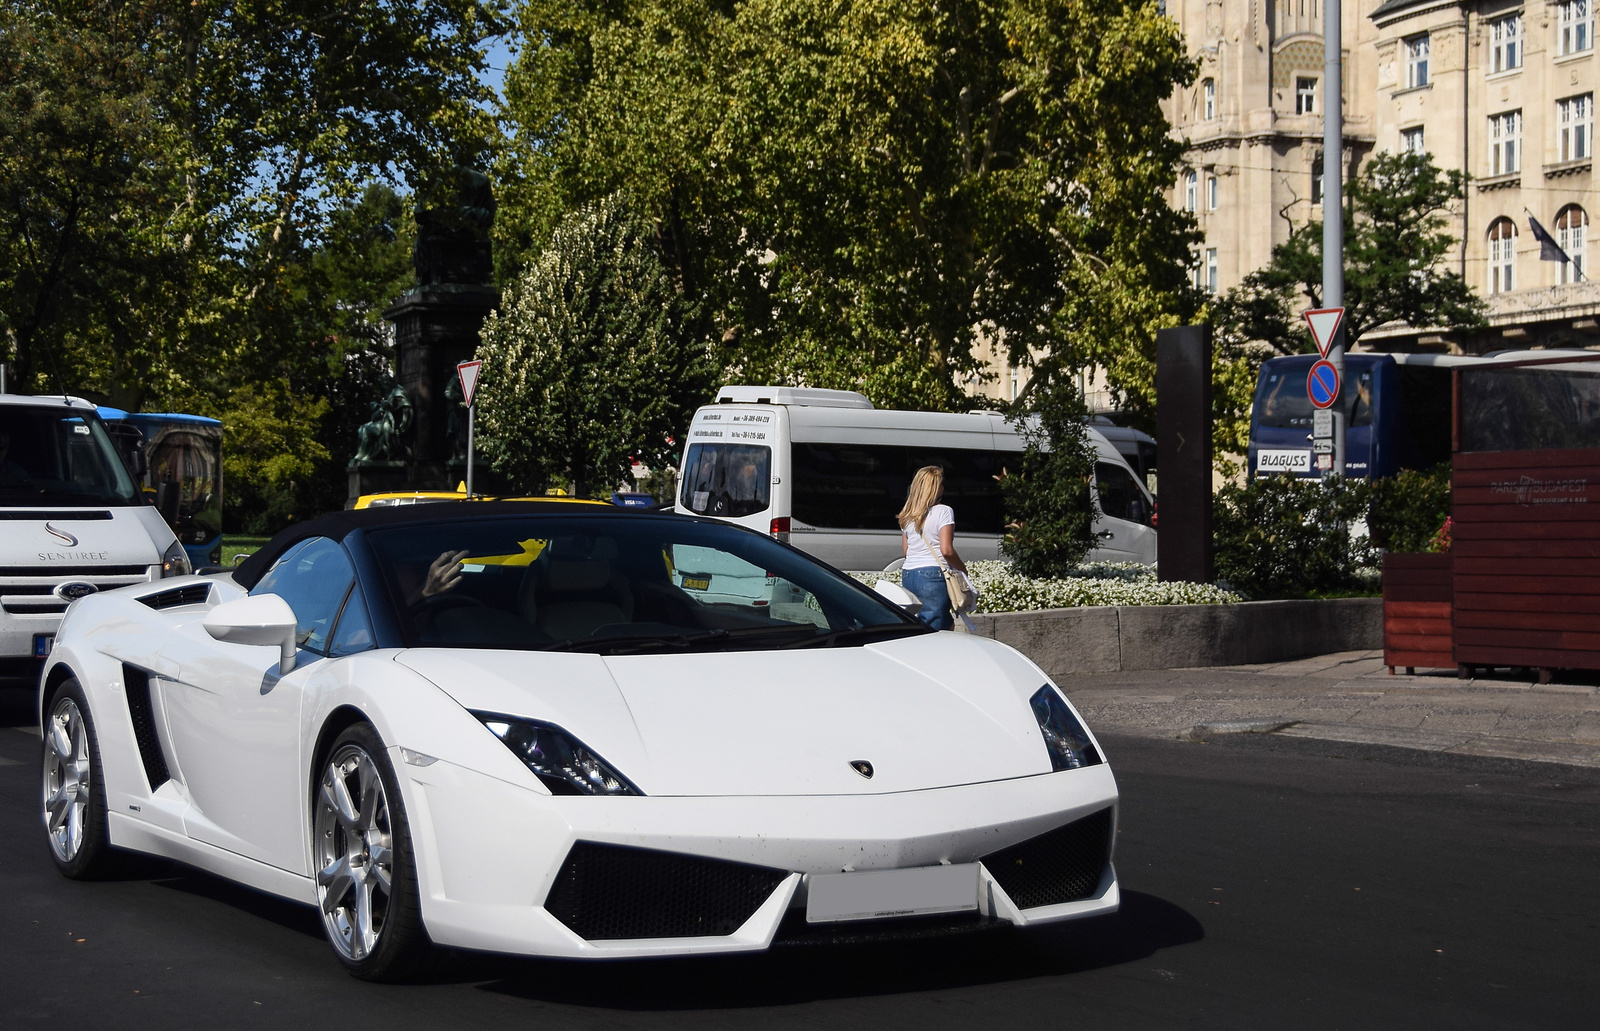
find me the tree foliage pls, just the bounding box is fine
[0,0,502,530]
[476,197,717,497]
[1212,151,1487,356]
[999,380,1096,578]
[497,0,1200,411]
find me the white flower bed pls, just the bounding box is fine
[852,560,1240,613]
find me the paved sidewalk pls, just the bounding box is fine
[1068,650,1600,769]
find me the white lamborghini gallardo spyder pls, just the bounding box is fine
[38,502,1118,980]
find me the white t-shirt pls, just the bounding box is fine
[902,504,954,569]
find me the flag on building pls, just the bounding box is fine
[1527,211,1576,268]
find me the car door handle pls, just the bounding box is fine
[1096,530,1115,540]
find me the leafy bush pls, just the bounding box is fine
[1367,463,1451,553]
[1213,474,1373,599]
[854,561,1240,612]
[999,383,1096,578]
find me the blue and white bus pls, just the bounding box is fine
[97,409,223,567]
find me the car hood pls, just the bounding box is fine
[395,632,1057,796]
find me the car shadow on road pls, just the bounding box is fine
[466,891,1202,1008]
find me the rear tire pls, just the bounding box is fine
[312,722,433,981]
[41,677,119,879]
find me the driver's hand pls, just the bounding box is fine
[422,550,469,597]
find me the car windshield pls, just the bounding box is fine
[363,515,928,653]
[0,405,141,506]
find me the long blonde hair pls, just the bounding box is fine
[897,465,945,535]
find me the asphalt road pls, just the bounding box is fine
[2,685,1597,1030]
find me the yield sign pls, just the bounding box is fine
[1302,307,1345,358]
[457,360,483,407]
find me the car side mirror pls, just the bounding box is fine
[203,594,300,673]
[874,580,923,615]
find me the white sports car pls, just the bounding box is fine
[38,502,1118,980]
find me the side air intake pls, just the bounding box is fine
[981,807,1113,910]
[121,664,170,791]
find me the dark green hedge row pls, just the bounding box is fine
[1213,465,1451,599]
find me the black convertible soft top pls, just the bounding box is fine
[232,501,649,589]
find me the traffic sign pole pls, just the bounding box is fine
[1302,307,1347,477]
[457,360,484,498]
[1323,0,1344,477]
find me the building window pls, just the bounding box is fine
[1206,248,1219,294]
[1488,218,1517,294]
[1312,154,1324,205]
[1561,0,1593,56]
[1207,174,1219,210]
[1294,77,1317,115]
[1558,205,1588,282]
[1401,126,1426,154]
[1203,78,1216,121]
[1559,94,1592,162]
[1184,171,1198,212]
[1489,110,1522,175]
[1489,14,1522,73]
[1406,34,1430,88]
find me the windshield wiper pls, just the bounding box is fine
[777,624,930,649]
[541,628,733,655]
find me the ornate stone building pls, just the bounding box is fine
[1167,0,1600,354]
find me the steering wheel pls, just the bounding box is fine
[408,592,486,634]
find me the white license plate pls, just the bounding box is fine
[806,863,979,924]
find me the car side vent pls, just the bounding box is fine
[0,510,113,520]
[121,664,170,791]
[139,583,210,610]
[981,807,1113,910]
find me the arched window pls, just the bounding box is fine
[1203,79,1216,121]
[1184,170,1198,212]
[1488,218,1518,294]
[1557,205,1588,282]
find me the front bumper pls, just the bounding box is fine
[395,754,1119,959]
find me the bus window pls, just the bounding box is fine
[789,444,1009,533]
[681,443,771,517]
[150,429,222,546]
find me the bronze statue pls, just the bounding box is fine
[353,384,416,463]
[413,166,496,287]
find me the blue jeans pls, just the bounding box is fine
[901,565,952,630]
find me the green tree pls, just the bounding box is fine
[476,196,717,497]
[498,0,1200,411]
[999,380,1096,578]
[1214,151,1487,356]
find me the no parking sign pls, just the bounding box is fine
[1307,359,1340,410]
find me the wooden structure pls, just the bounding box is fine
[1382,552,1452,674]
[1451,448,1600,682]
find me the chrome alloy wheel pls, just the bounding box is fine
[314,744,396,962]
[42,697,92,863]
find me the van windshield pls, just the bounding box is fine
[680,443,771,517]
[0,405,141,506]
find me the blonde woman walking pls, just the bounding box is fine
[898,465,966,630]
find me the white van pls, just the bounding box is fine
[675,386,1156,571]
[1,394,190,680]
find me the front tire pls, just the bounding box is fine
[41,677,118,878]
[313,722,432,981]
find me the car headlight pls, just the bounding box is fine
[1030,685,1103,771]
[474,714,642,796]
[160,540,192,578]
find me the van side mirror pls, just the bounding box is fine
[874,580,923,615]
[203,594,300,673]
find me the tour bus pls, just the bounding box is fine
[675,385,1155,573]
[97,407,223,568]
[1247,350,1598,478]
[0,394,190,680]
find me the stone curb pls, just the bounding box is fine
[1180,717,1600,770]
[968,598,1382,678]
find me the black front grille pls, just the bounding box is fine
[121,664,169,790]
[544,842,788,940]
[982,807,1113,910]
[139,584,210,609]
